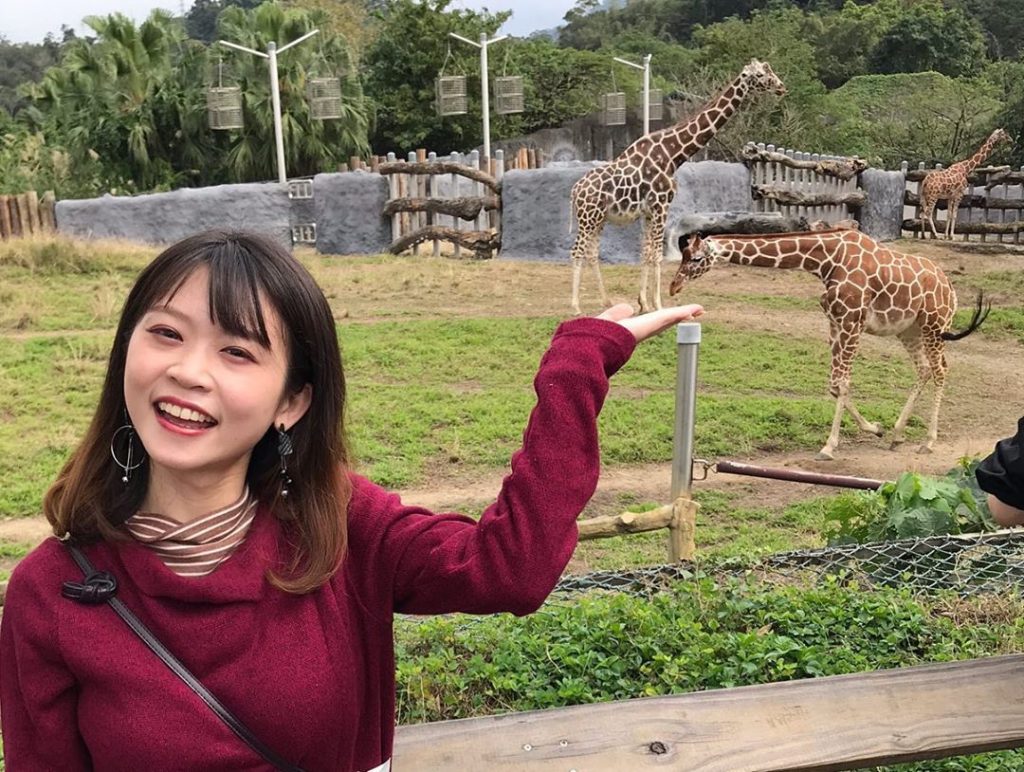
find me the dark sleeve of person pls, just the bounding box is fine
[976,417,1024,510]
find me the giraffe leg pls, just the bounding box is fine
[889,329,931,449]
[648,209,668,311]
[817,322,864,460]
[919,337,948,454]
[590,254,610,309]
[569,223,602,315]
[638,260,651,313]
[922,199,940,240]
[947,199,960,241]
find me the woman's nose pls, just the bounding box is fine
[166,346,213,389]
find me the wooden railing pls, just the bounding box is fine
[394,654,1024,770]
[0,189,56,240]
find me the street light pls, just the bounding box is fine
[449,31,508,161]
[613,53,652,136]
[219,29,320,184]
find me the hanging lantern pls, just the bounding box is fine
[493,76,524,115]
[207,86,244,130]
[647,88,664,122]
[600,92,627,126]
[436,75,468,116]
[307,76,343,121]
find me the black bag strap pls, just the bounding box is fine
[61,543,304,772]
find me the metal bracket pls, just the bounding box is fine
[691,458,711,482]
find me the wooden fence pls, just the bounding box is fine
[0,190,56,240]
[338,147,545,173]
[743,143,866,228]
[901,162,1024,243]
[378,149,511,259]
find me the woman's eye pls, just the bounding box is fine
[149,326,180,340]
[224,347,254,361]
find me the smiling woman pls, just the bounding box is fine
[0,228,704,771]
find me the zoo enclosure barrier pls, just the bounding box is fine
[901,162,1024,243]
[743,142,866,228]
[0,189,56,240]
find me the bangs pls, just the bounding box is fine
[154,239,273,349]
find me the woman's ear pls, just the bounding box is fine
[276,383,313,432]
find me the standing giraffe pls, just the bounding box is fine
[920,128,1011,240]
[669,229,989,459]
[569,59,786,315]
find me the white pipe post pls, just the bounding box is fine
[671,322,701,499]
[642,53,651,136]
[268,42,287,184]
[479,32,491,161]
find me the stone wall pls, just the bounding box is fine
[56,182,292,247]
[312,171,391,255]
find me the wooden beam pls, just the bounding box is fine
[378,161,501,193]
[39,191,56,233]
[904,190,1024,211]
[0,195,12,239]
[902,219,1024,235]
[388,226,500,258]
[577,505,674,540]
[905,167,1024,185]
[383,196,500,221]
[15,193,31,236]
[741,145,867,180]
[25,190,41,235]
[394,655,1024,771]
[752,185,867,209]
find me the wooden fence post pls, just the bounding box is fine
[0,195,12,239]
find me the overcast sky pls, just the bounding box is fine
[1,1,578,44]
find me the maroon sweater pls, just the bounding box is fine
[0,318,635,771]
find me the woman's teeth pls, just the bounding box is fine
[157,402,215,424]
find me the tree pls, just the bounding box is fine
[185,0,264,43]
[362,0,510,153]
[0,36,63,115]
[870,2,987,78]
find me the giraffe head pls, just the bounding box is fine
[741,59,786,97]
[990,128,1012,147]
[669,234,722,295]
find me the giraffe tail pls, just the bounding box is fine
[942,291,991,341]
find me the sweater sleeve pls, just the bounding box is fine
[0,545,91,770]
[976,417,1024,510]
[349,317,636,617]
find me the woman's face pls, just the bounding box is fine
[123,267,311,487]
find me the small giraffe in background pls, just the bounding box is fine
[669,229,989,459]
[920,128,1012,240]
[568,59,786,315]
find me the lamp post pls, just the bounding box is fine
[613,53,652,136]
[219,29,320,184]
[449,31,508,161]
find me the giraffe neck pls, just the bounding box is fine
[708,232,841,280]
[660,73,753,169]
[963,135,1000,173]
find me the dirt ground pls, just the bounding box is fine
[2,237,1022,549]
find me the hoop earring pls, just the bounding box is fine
[277,424,294,498]
[110,423,145,484]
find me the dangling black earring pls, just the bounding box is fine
[277,424,294,497]
[111,421,145,484]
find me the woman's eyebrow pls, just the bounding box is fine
[144,305,192,322]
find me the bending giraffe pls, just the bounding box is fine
[920,128,1011,240]
[669,229,989,459]
[568,59,786,315]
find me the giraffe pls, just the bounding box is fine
[920,128,1012,240]
[568,59,786,316]
[668,229,989,459]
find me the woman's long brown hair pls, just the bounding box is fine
[44,230,351,593]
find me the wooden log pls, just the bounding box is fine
[753,185,867,209]
[904,190,1024,211]
[668,497,697,562]
[0,195,12,239]
[15,193,31,236]
[393,655,1024,770]
[902,219,1024,235]
[25,190,41,235]
[377,161,501,193]
[8,196,22,237]
[388,226,500,258]
[577,505,674,541]
[741,143,867,180]
[39,191,56,232]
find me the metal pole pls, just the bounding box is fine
[480,32,490,162]
[642,53,651,136]
[671,323,700,499]
[267,42,288,184]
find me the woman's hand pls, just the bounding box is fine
[597,303,705,344]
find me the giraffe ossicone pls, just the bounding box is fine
[669,229,990,459]
[919,128,1012,240]
[568,59,786,315]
